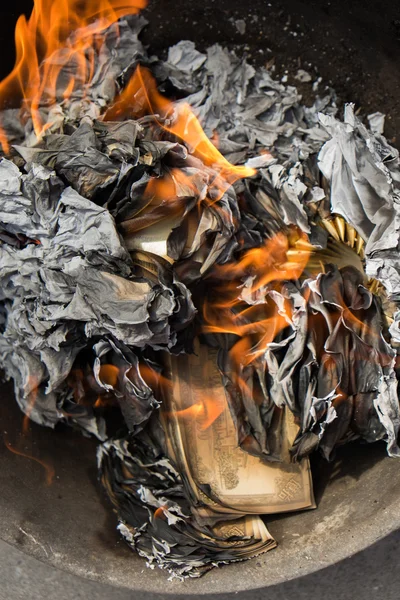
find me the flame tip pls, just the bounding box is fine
[0,0,148,142]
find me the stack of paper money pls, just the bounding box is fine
[161,340,315,559]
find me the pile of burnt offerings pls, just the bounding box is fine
[1,0,400,579]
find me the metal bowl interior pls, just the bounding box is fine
[1,381,399,595]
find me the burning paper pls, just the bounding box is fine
[1,0,400,581]
[98,434,276,578]
[162,340,315,515]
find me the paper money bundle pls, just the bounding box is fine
[162,342,314,518]
[1,9,400,580]
[99,340,314,576]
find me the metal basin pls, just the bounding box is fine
[1,379,400,595]
[1,0,400,596]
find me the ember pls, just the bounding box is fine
[1,0,400,581]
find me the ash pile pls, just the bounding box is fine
[1,10,400,580]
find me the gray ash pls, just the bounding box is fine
[1,13,400,579]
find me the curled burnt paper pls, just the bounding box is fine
[1,10,400,580]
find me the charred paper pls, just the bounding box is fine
[1,9,400,581]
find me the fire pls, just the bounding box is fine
[2,0,379,442]
[171,396,225,431]
[2,376,56,485]
[4,436,55,486]
[154,505,169,520]
[93,364,120,407]
[98,364,120,387]
[0,0,147,151]
[207,230,311,295]
[104,65,256,198]
[0,0,255,209]
[22,376,40,436]
[202,229,312,370]
[119,168,201,237]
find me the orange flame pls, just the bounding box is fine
[22,375,40,435]
[203,229,312,370]
[0,0,147,152]
[9,376,55,485]
[98,364,120,387]
[104,65,256,199]
[4,437,55,486]
[154,505,169,520]
[93,364,120,407]
[169,396,225,431]
[119,168,201,237]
